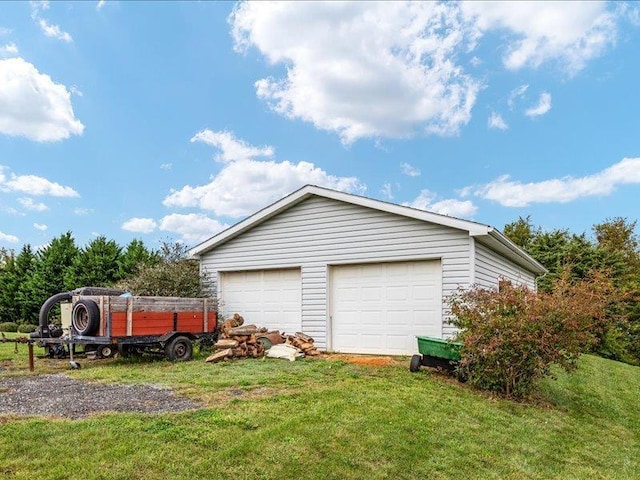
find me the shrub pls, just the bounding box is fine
[0,322,19,332]
[449,270,619,399]
[117,241,210,298]
[17,323,38,333]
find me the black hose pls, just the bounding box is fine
[38,291,73,333]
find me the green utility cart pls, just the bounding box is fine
[409,335,462,372]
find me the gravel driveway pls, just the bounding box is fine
[0,374,200,419]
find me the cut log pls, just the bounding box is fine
[295,332,314,343]
[298,342,314,351]
[265,332,284,345]
[215,339,239,349]
[227,325,258,336]
[305,349,321,356]
[221,313,244,333]
[205,348,233,363]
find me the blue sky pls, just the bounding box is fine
[1,1,639,251]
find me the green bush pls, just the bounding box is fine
[449,271,619,399]
[17,323,38,333]
[0,322,19,332]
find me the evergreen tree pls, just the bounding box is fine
[503,216,538,250]
[64,236,123,289]
[0,249,19,322]
[29,232,80,299]
[118,239,160,279]
[14,245,39,322]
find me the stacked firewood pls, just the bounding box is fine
[205,313,321,362]
[284,332,321,356]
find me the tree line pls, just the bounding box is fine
[0,232,204,327]
[503,216,640,364]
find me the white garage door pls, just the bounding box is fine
[331,260,442,355]
[221,269,302,335]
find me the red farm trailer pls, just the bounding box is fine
[31,287,217,366]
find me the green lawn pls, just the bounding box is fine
[1,335,639,480]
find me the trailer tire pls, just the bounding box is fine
[97,344,114,359]
[409,354,422,372]
[165,336,193,362]
[71,300,100,336]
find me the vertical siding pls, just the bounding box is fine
[301,263,328,343]
[200,196,472,348]
[474,241,536,290]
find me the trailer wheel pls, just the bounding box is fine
[71,300,100,336]
[165,336,193,362]
[97,345,114,359]
[409,354,422,372]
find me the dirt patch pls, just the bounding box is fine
[327,354,401,366]
[0,374,201,420]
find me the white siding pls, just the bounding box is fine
[200,196,471,348]
[474,241,536,290]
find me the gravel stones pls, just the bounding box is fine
[0,374,200,419]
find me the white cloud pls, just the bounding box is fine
[472,157,640,207]
[159,213,229,244]
[70,85,83,97]
[33,223,48,231]
[160,163,173,170]
[462,1,617,74]
[38,19,72,43]
[525,92,552,117]
[381,183,393,200]
[0,28,12,36]
[404,189,478,217]
[508,84,528,109]
[30,1,50,17]
[470,56,482,67]
[2,206,23,216]
[0,231,19,243]
[0,43,18,57]
[625,5,640,26]
[0,167,78,197]
[231,2,480,143]
[0,57,84,142]
[230,2,623,143]
[30,1,72,43]
[191,129,274,162]
[97,0,107,10]
[18,197,48,211]
[165,158,365,217]
[73,207,92,216]
[401,162,421,177]
[165,130,366,217]
[488,112,508,130]
[121,217,158,234]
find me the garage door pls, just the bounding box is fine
[221,269,302,335]
[331,260,442,355]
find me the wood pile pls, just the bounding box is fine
[284,331,321,357]
[205,313,321,363]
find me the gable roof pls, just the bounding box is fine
[189,184,547,275]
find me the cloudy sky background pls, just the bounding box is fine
[1,1,639,249]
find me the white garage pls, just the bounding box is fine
[330,260,442,355]
[220,269,302,335]
[192,185,546,353]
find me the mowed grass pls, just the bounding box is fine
[1,335,639,480]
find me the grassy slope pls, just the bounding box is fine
[0,337,638,480]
